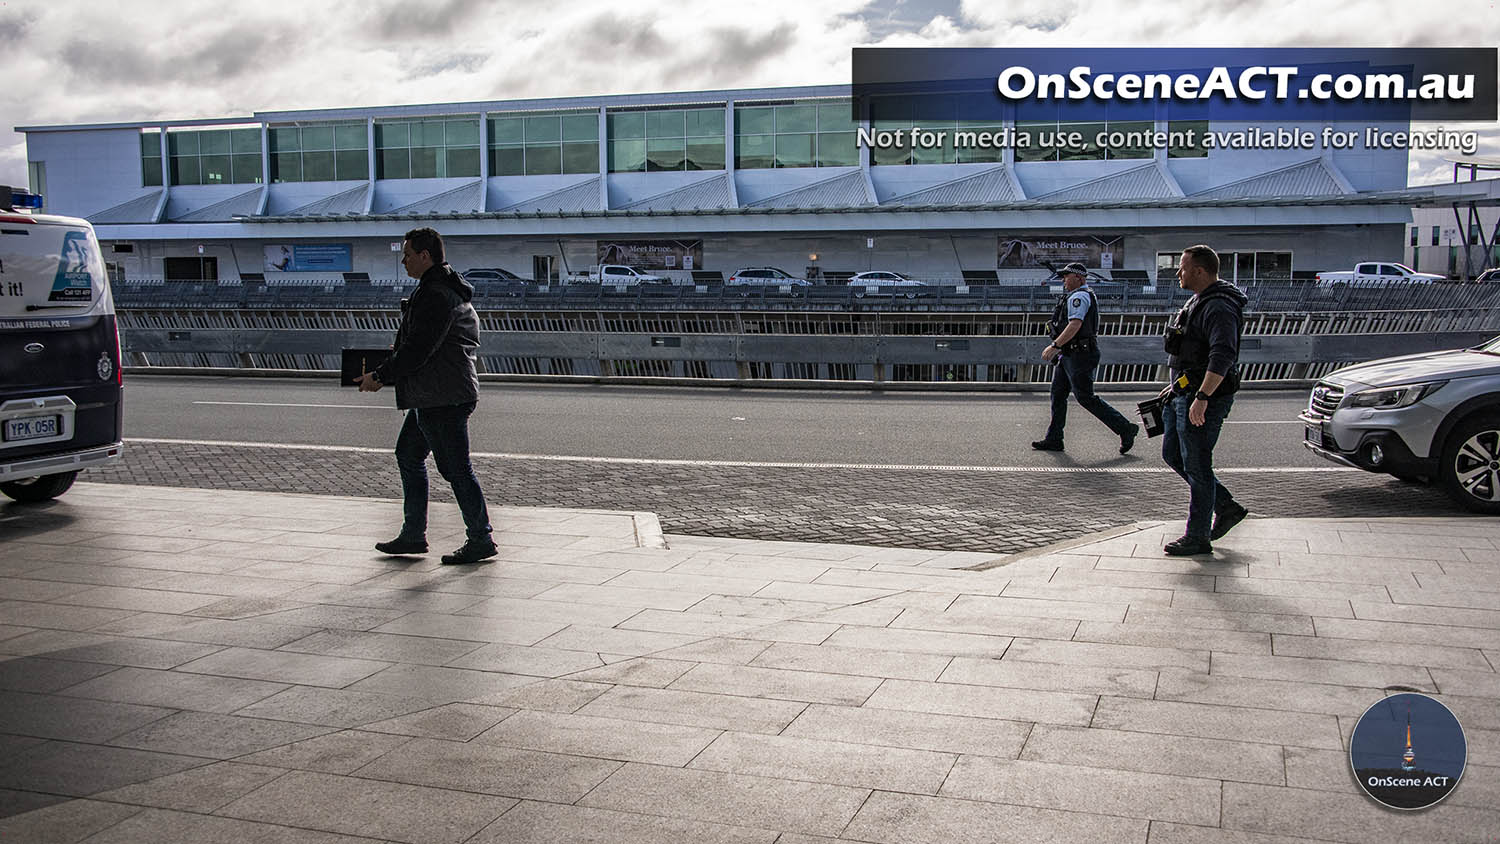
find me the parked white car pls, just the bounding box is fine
[1314,262,1445,288]
[726,267,810,289]
[588,265,668,285]
[847,271,928,298]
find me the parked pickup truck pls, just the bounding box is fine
[580,265,669,285]
[1314,262,1445,288]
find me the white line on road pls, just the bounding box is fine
[1224,421,1304,424]
[128,437,1351,474]
[192,401,393,410]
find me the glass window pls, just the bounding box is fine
[168,132,199,156]
[686,140,724,171]
[231,129,261,155]
[609,139,646,172]
[562,142,599,174]
[562,114,597,141]
[335,149,368,181]
[489,118,523,144]
[446,120,478,146]
[270,127,300,152]
[375,123,407,148]
[143,157,163,187]
[776,105,816,133]
[170,156,201,185]
[1167,120,1208,158]
[141,131,160,156]
[489,146,523,176]
[273,152,302,182]
[736,134,774,170]
[817,133,858,167]
[646,110,685,138]
[1060,122,1106,161]
[738,107,774,135]
[376,148,407,180]
[1014,123,1055,162]
[409,147,440,179]
[1410,227,1419,246]
[608,112,644,139]
[1106,120,1153,159]
[1432,225,1440,246]
[686,109,722,137]
[200,155,230,183]
[301,150,335,181]
[199,131,230,155]
[334,124,365,150]
[524,116,560,143]
[774,133,814,168]
[647,138,686,171]
[301,126,335,151]
[524,145,561,176]
[872,142,911,166]
[818,102,856,132]
[446,146,480,177]
[231,154,261,184]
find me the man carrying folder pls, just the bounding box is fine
[353,227,496,565]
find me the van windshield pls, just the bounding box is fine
[0,224,107,320]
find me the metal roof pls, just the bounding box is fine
[1191,158,1352,199]
[170,187,265,223]
[746,170,871,209]
[87,190,163,224]
[386,181,483,215]
[281,184,369,217]
[621,174,734,211]
[494,177,603,214]
[1036,162,1183,202]
[884,166,1022,205]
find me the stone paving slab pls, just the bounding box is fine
[0,483,1497,842]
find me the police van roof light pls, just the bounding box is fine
[1,186,44,212]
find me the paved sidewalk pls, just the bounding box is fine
[0,483,1496,843]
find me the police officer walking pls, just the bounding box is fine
[1159,245,1250,556]
[1032,263,1140,454]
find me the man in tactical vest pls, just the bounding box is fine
[1159,245,1251,556]
[1032,263,1140,454]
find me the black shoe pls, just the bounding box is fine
[375,536,427,555]
[1164,536,1213,556]
[1031,439,1064,451]
[441,539,498,565]
[1211,503,1249,540]
[1120,423,1140,455]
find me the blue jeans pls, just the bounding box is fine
[394,402,492,542]
[1044,347,1136,443]
[1161,393,1237,540]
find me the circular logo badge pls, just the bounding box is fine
[97,352,113,381]
[1350,693,1465,810]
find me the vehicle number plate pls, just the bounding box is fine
[1304,425,1322,445]
[3,415,61,442]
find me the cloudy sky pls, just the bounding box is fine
[4,0,1497,192]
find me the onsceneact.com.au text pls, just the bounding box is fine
[996,66,1477,102]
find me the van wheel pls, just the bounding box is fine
[0,471,79,503]
[1438,414,1500,514]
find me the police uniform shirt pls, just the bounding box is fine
[1066,285,1094,322]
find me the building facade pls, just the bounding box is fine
[20,83,1498,286]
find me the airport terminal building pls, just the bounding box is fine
[18,83,1500,285]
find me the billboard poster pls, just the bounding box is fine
[264,244,353,273]
[597,240,703,271]
[997,235,1124,269]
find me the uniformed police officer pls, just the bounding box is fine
[1032,262,1140,454]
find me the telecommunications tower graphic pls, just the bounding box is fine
[1351,693,1465,811]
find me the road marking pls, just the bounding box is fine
[128,437,1352,474]
[1224,421,1304,424]
[192,401,392,410]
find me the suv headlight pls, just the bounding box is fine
[1345,381,1446,409]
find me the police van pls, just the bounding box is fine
[0,187,123,502]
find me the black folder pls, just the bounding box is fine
[341,348,391,387]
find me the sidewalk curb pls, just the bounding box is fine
[961,521,1163,570]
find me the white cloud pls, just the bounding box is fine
[4,0,1497,189]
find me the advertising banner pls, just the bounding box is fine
[997,235,1124,269]
[596,240,703,270]
[264,244,353,273]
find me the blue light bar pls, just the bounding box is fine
[9,189,43,209]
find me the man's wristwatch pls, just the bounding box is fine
[1194,390,1211,401]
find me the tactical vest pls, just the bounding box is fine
[1167,287,1244,393]
[1049,287,1099,351]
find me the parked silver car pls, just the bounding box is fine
[1299,336,1500,513]
[847,271,928,299]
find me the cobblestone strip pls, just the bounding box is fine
[84,441,1474,553]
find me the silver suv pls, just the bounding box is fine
[1300,335,1500,513]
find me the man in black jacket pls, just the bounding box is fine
[355,227,496,565]
[1159,245,1250,556]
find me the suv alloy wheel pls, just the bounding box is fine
[1438,413,1500,514]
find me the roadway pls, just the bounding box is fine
[121,375,1325,470]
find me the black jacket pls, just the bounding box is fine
[1169,280,1249,393]
[374,263,480,409]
